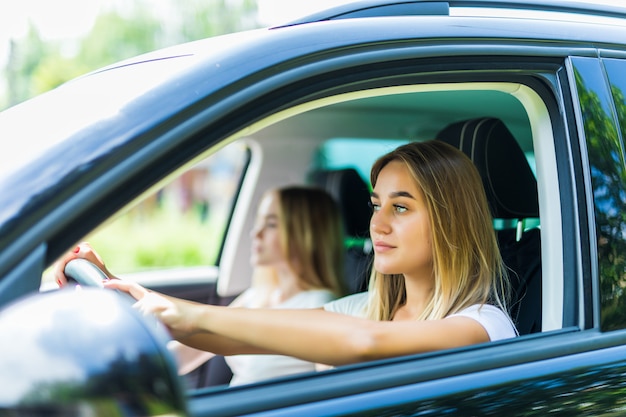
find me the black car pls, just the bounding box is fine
[2,0,626,415]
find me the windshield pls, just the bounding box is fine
[0,56,195,180]
[0,28,266,181]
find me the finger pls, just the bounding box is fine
[135,292,170,315]
[74,242,115,278]
[75,243,100,265]
[104,280,149,301]
[52,260,67,286]
[52,247,82,287]
[134,297,159,316]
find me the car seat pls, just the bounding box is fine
[436,117,542,335]
[309,168,372,294]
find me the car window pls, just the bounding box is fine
[314,138,409,183]
[236,80,558,327]
[183,78,563,392]
[94,142,249,272]
[583,57,626,331]
[571,57,626,331]
[40,142,250,290]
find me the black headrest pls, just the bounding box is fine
[436,118,539,219]
[309,168,371,239]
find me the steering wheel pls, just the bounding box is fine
[64,258,109,288]
[62,258,170,348]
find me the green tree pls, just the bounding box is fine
[176,0,259,41]
[4,24,51,107]
[1,0,259,110]
[77,9,163,72]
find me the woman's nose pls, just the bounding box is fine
[370,211,390,235]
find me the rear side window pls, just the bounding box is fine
[314,138,409,184]
[573,57,626,331]
[86,142,249,273]
[603,59,626,330]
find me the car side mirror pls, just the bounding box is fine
[0,287,188,416]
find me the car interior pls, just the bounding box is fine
[58,80,561,389]
[218,81,559,326]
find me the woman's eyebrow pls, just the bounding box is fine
[370,191,415,199]
[391,191,415,199]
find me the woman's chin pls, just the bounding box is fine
[373,262,400,276]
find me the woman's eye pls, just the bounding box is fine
[394,204,407,213]
[368,201,380,212]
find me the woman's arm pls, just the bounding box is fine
[53,244,274,357]
[106,280,490,366]
[190,305,489,365]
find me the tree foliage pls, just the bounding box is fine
[1,0,259,110]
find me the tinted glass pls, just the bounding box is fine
[314,138,409,184]
[602,58,626,330]
[572,57,626,331]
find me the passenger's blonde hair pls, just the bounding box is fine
[365,140,509,321]
[272,186,346,297]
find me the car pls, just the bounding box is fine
[2,0,626,415]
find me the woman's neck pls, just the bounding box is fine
[271,266,306,305]
[394,272,435,321]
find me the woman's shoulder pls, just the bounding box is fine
[280,288,338,309]
[323,292,369,317]
[448,304,518,341]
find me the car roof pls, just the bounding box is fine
[285,0,626,26]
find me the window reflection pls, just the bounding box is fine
[574,57,626,330]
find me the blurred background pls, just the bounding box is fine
[0,0,352,112]
[3,1,626,112]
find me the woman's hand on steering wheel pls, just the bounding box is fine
[53,242,114,287]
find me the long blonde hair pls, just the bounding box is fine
[365,140,509,321]
[273,186,346,297]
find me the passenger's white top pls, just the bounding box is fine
[226,289,337,386]
[324,292,517,341]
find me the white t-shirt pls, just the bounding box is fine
[226,289,336,386]
[324,292,517,341]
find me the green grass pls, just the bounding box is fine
[86,201,224,274]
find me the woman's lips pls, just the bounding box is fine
[373,241,395,253]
